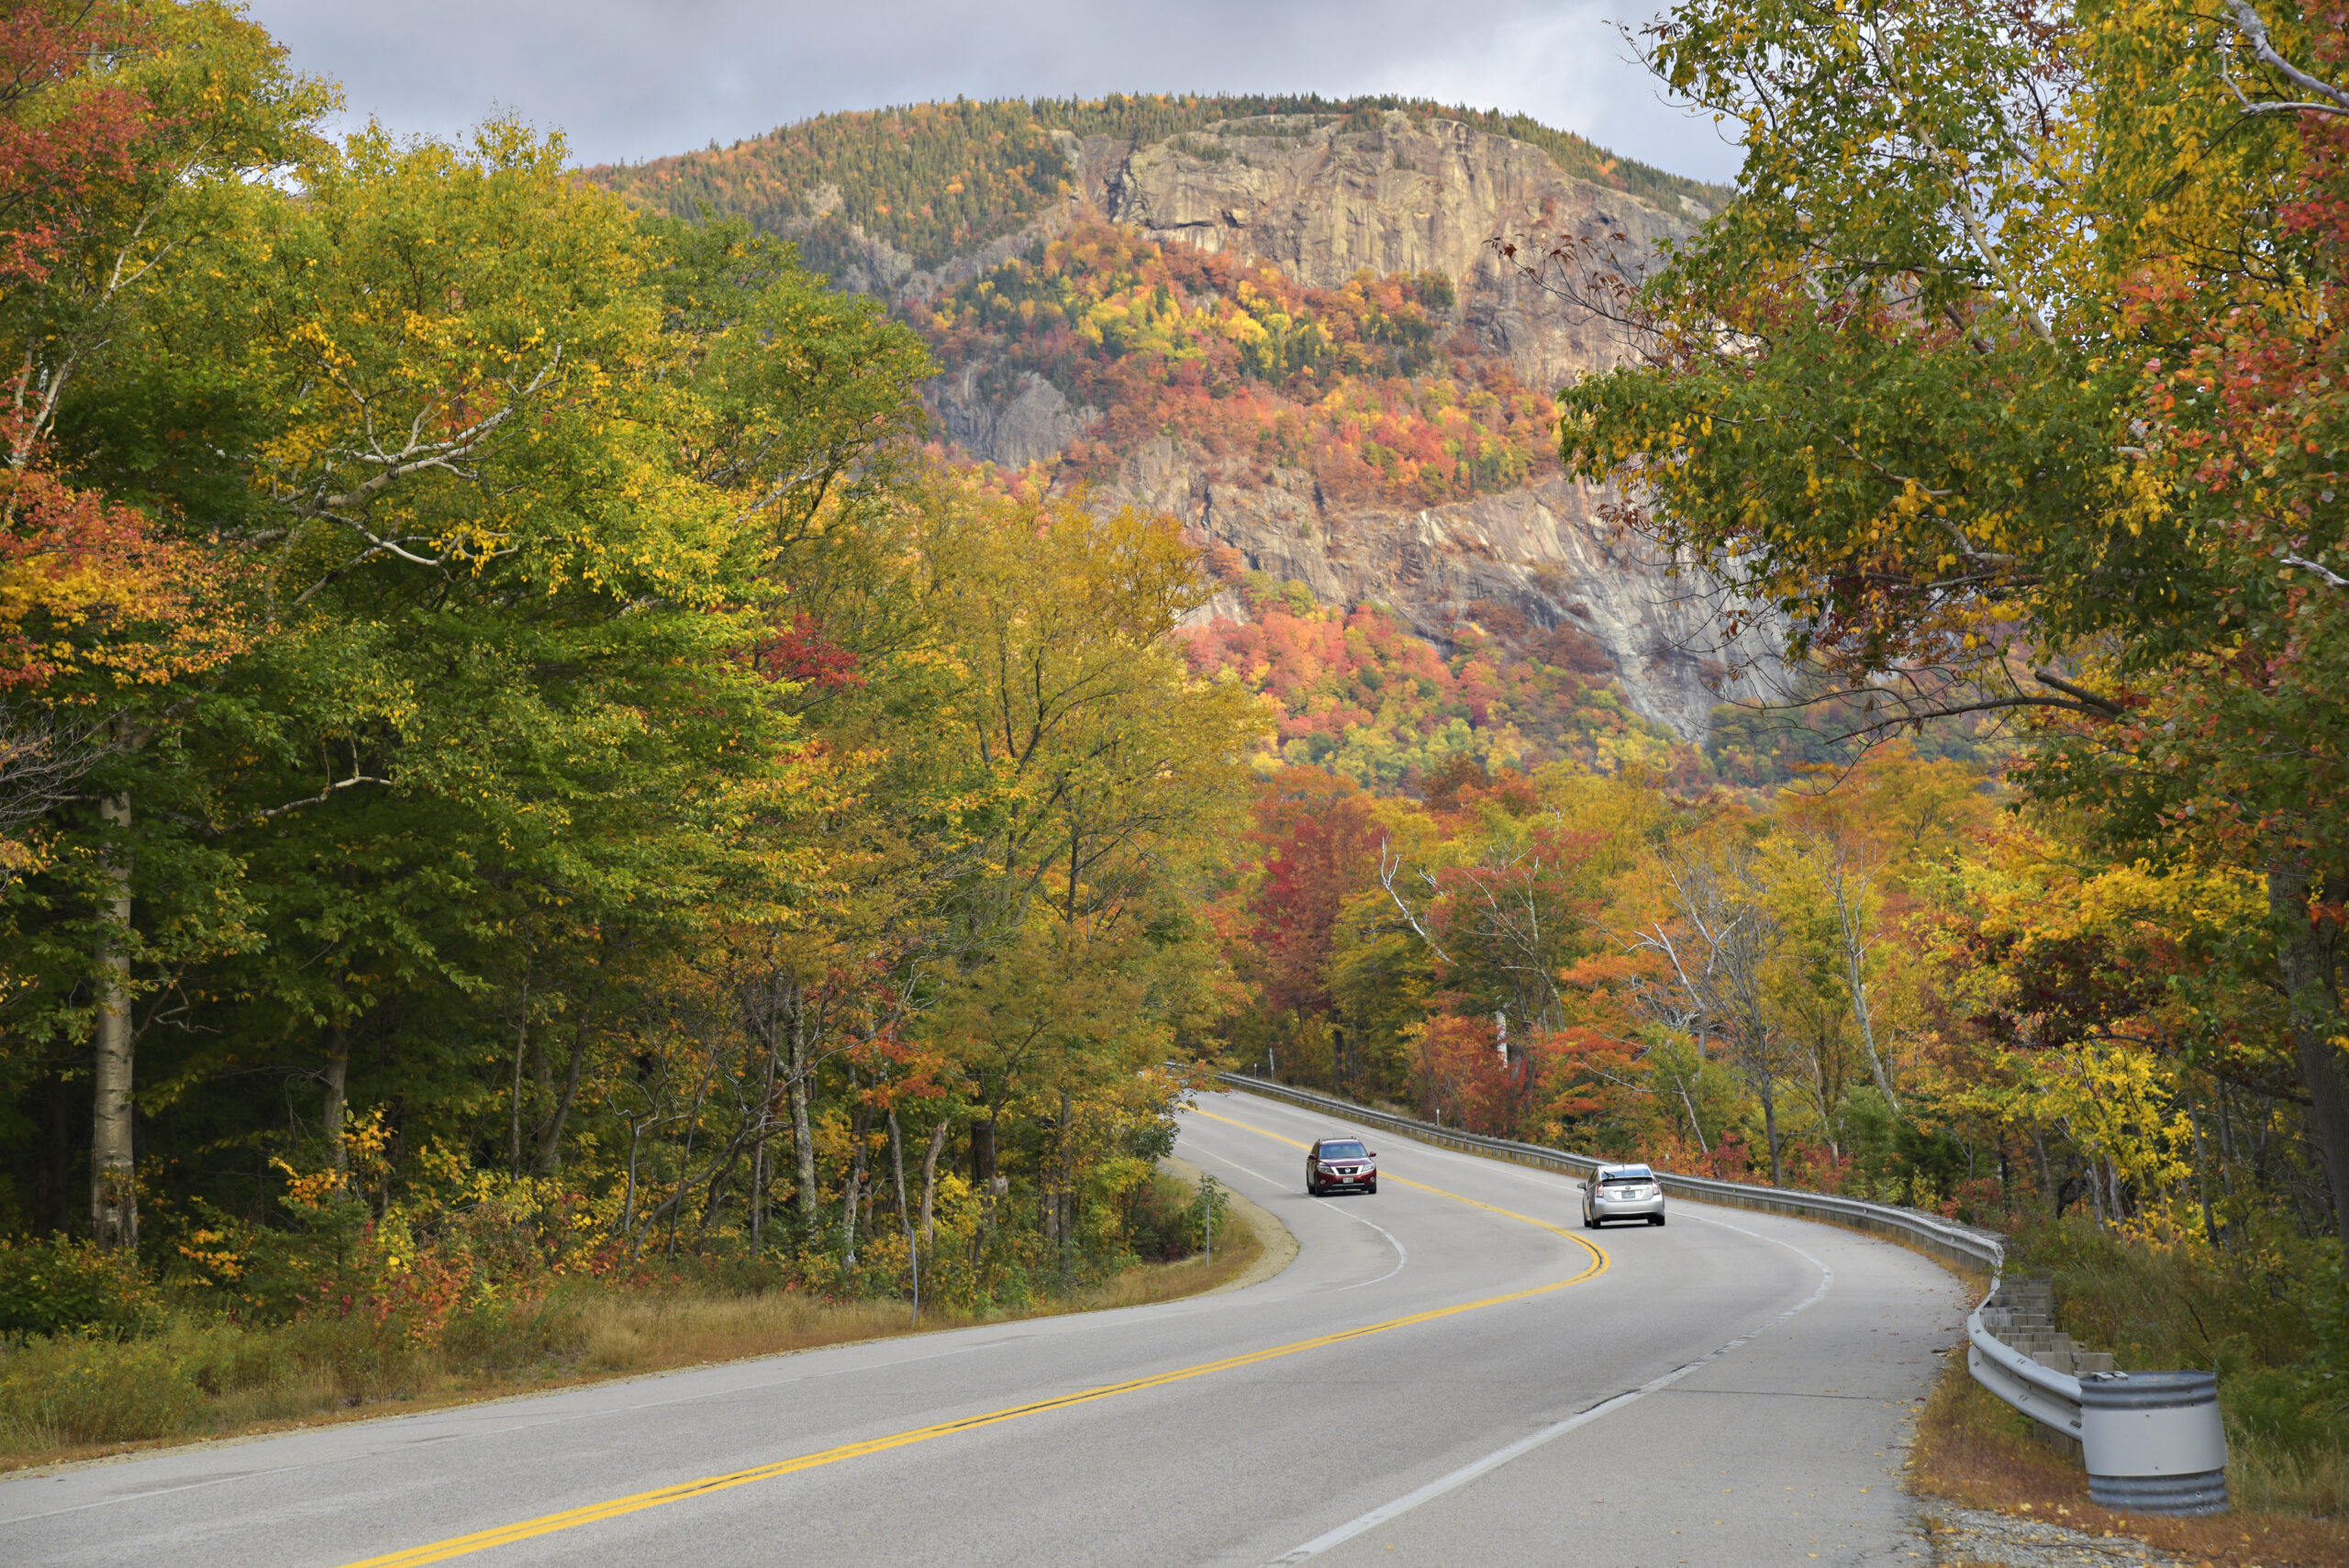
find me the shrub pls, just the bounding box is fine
[0,1236,157,1337]
[437,1296,583,1377]
[2013,1213,2349,1501]
[0,1330,206,1444]
[1121,1173,1202,1262]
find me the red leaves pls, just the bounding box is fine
[753,611,865,691]
[1244,770,1384,1015]
[0,2,158,291]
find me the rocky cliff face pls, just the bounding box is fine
[1111,439,1755,744]
[806,112,1769,742]
[1099,114,1698,395]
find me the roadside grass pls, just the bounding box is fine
[1909,1343,2349,1568]
[0,1211,1264,1474]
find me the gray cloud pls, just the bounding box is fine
[243,0,1741,182]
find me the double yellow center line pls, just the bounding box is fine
[346,1106,1604,1567]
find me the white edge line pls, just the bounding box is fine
[1184,1147,1409,1294]
[1258,1215,1835,1565]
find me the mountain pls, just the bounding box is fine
[592,95,1776,753]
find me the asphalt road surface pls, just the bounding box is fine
[1,1089,1970,1567]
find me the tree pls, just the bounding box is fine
[0,1,328,1249]
[918,482,1264,1193]
[1242,768,1386,1086]
[1555,0,2349,1246]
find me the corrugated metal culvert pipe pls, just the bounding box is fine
[1205,1071,2232,1515]
[2078,1371,2231,1515]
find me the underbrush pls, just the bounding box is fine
[1909,1343,2349,1566]
[2009,1215,2349,1518]
[0,1172,1258,1470]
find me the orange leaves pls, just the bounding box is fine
[0,462,244,696]
[918,222,1556,509]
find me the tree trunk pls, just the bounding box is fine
[889,1110,909,1228]
[971,1116,996,1185]
[535,1014,592,1174]
[841,1091,868,1269]
[893,1111,920,1325]
[1756,1077,1784,1187]
[750,1036,777,1255]
[90,791,136,1251]
[787,981,817,1250]
[323,1021,351,1173]
[2273,860,2349,1255]
[1831,864,1898,1113]
[1674,1072,1709,1154]
[918,1117,951,1245]
[506,977,532,1179]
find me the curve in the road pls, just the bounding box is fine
[344,1128,1609,1568]
[1,1091,1967,1568]
[1191,1105,1844,1565]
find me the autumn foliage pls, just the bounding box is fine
[916,223,1560,507]
[591,95,1724,274]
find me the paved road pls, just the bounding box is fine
[1,1090,1968,1567]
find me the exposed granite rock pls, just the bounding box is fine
[1114,439,1776,741]
[934,368,1096,470]
[794,176,1082,305]
[1099,111,1685,391]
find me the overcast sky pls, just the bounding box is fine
[241,0,1740,183]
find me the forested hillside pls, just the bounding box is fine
[594,93,1764,745]
[918,223,1559,505]
[2,3,2346,1524]
[593,94,1727,272]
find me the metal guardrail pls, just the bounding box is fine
[1966,1303,2086,1445]
[1207,1072,2229,1514]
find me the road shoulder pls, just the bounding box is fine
[1160,1152,1299,1295]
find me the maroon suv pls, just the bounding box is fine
[1306,1135,1378,1195]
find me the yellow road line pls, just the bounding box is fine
[342,1106,1605,1568]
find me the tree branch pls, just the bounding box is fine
[2281,552,2349,589]
[2031,668,2123,717]
[1378,837,1451,965]
[220,773,389,833]
[2223,0,2349,117]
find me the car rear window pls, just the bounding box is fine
[1319,1141,1367,1160]
[1602,1174,1650,1185]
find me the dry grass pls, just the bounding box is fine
[1908,1344,2349,1567]
[0,1214,1265,1476]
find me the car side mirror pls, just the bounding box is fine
[1367,1151,1379,1159]
[1574,1181,1586,1192]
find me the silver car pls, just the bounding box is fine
[1580,1162,1665,1228]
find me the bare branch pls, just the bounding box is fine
[2281,551,2349,589]
[2223,0,2349,117]
[220,773,389,833]
[1377,836,1451,965]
